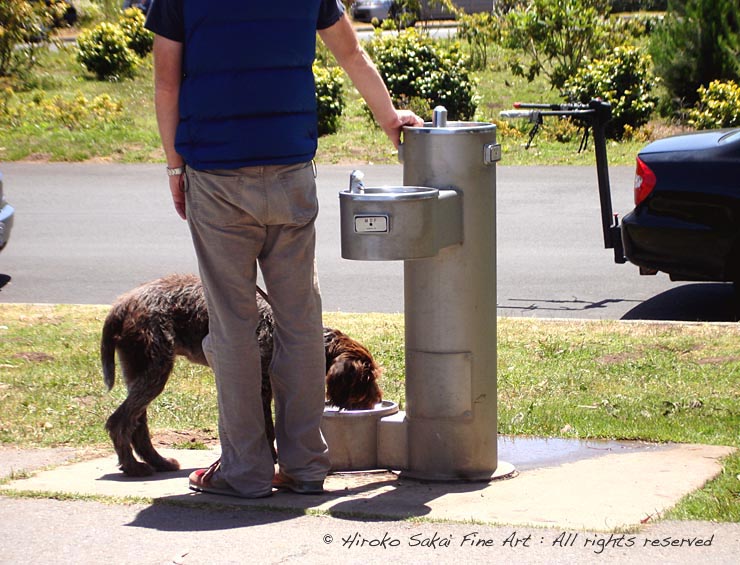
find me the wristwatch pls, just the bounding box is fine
[166,166,185,176]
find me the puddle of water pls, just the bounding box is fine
[498,436,672,472]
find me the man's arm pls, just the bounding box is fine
[153,34,187,219]
[319,14,422,148]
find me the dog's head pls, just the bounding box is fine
[325,344,383,411]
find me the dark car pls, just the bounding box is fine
[350,0,393,23]
[350,0,489,24]
[0,172,14,252]
[502,100,740,287]
[621,129,740,284]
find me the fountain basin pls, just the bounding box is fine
[321,400,399,471]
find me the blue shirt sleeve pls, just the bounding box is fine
[145,0,184,42]
[318,0,345,30]
[145,1,342,40]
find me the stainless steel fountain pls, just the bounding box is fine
[325,107,513,481]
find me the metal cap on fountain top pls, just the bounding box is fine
[349,169,365,194]
[433,106,448,127]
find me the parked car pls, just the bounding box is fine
[350,0,492,24]
[502,100,740,287]
[0,172,14,252]
[621,128,740,284]
[351,0,393,23]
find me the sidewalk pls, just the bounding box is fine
[1,441,738,564]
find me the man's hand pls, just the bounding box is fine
[169,174,186,220]
[319,16,423,148]
[380,109,425,148]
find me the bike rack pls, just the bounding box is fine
[501,99,626,265]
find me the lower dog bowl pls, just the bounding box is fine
[321,400,399,471]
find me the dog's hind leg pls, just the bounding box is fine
[125,360,181,474]
[106,399,157,477]
[131,412,180,473]
[108,343,178,476]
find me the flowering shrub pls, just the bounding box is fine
[76,22,138,80]
[688,80,740,130]
[313,64,345,136]
[365,29,476,121]
[563,45,658,139]
[118,7,154,58]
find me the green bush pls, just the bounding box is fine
[563,45,658,139]
[313,64,345,136]
[505,0,613,90]
[118,7,153,57]
[365,29,477,121]
[650,0,740,109]
[76,22,138,80]
[688,80,740,129]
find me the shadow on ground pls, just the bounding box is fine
[622,283,738,322]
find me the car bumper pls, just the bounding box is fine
[0,201,13,250]
[621,208,735,282]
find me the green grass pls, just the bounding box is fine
[0,304,738,521]
[0,40,652,166]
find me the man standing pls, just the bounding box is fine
[146,0,422,498]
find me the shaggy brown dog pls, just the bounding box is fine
[101,274,382,477]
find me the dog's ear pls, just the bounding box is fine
[325,356,353,408]
[326,353,382,410]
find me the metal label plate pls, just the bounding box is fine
[354,215,389,233]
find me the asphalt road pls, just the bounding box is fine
[0,162,736,321]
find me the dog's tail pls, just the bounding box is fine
[100,308,122,390]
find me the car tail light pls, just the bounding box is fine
[634,157,656,206]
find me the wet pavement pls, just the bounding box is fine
[498,436,674,472]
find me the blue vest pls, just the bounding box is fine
[177,1,321,169]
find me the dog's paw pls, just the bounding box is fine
[121,461,156,477]
[153,457,181,473]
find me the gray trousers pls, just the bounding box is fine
[184,161,329,497]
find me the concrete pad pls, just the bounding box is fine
[0,445,83,478]
[1,441,733,531]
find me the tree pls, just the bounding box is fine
[650,0,740,107]
[0,0,63,79]
[506,0,613,90]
